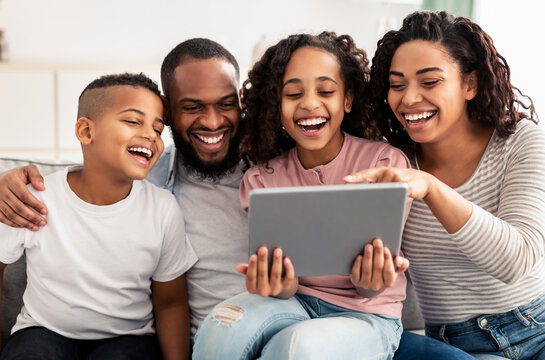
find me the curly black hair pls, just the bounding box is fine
[78,72,162,119]
[241,31,378,168]
[370,10,537,156]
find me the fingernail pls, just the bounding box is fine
[30,226,39,232]
[40,209,47,215]
[39,220,46,226]
[344,175,353,181]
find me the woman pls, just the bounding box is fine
[346,10,545,360]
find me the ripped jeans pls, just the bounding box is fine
[192,292,402,360]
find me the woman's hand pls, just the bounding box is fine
[236,246,299,299]
[345,166,435,200]
[350,238,409,297]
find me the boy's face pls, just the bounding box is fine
[88,86,165,181]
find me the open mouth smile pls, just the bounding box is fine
[128,146,154,164]
[403,111,437,124]
[296,117,328,133]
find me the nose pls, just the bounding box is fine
[142,123,159,142]
[401,84,423,107]
[300,92,321,112]
[200,105,223,130]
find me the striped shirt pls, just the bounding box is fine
[403,120,545,324]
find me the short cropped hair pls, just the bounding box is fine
[160,38,240,102]
[77,72,162,120]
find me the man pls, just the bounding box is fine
[0,38,475,359]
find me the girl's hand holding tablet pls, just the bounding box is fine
[236,246,299,299]
[350,238,409,297]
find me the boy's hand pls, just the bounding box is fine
[0,165,47,231]
[236,246,298,299]
[350,238,409,297]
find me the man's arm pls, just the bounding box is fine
[0,165,47,230]
[151,274,190,360]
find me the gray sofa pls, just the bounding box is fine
[0,157,425,340]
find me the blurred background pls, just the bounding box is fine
[0,0,542,161]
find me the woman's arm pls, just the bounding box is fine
[346,126,545,284]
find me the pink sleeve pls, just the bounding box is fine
[375,145,413,222]
[239,166,266,213]
[375,144,411,170]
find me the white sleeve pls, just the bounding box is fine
[152,194,198,282]
[0,222,26,264]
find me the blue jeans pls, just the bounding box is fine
[393,331,478,359]
[425,292,545,359]
[193,292,402,360]
[0,326,161,360]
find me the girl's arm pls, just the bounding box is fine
[151,275,190,360]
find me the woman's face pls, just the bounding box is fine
[280,46,352,168]
[387,40,477,146]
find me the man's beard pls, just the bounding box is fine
[170,124,241,182]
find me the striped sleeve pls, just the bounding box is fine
[451,122,545,284]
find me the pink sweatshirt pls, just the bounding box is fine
[240,133,412,319]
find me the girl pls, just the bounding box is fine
[346,11,545,359]
[193,31,411,360]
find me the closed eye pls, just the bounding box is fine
[422,80,440,86]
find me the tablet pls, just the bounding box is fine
[248,182,408,277]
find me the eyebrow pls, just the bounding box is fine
[118,108,145,115]
[389,67,445,77]
[282,76,338,88]
[180,92,238,103]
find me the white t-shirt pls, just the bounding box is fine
[0,167,198,339]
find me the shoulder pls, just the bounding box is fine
[147,145,176,187]
[138,179,179,210]
[344,134,409,168]
[498,120,545,158]
[242,150,293,189]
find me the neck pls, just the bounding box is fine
[296,131,345,169]
[417,122,494,187]
[67,168,133,206]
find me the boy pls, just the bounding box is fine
[0,73,197,360]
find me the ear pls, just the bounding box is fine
[161,95,172,126]
[344,90,354,113]
[75,117,94,145]
[464,70,478,100]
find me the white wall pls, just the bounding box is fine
[0,0,419,77]
[0,0,543,160]
[474,0,545,120]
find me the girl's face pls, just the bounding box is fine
[280,46,352,169]
[387,40,477,146]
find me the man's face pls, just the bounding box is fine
[168,58,241,179]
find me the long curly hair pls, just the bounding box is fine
[370,10,537,156]
[241,31,378,168]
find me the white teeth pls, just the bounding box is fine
[196,133,224,144]
[404,111,435,121]
[297,118,327,126]
[128,147,153,158]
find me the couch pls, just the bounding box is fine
[0,157,425,340]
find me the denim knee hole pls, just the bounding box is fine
[212,303,244,325]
